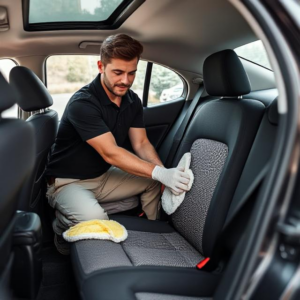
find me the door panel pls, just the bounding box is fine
[143,98,185,149]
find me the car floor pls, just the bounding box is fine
[36,241,79,300]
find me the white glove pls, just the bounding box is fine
[152,166,190,195]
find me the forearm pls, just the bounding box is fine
[104,146,156,178]
[134,141,164,167]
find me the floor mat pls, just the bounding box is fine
[36,242,80,300]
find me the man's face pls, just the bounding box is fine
[98,57,138,97]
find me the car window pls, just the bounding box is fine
[29,0,123,23]
[46,55,99,119]
[148,64,184,106]
[46,56,185,118]
[0,59,18,118]
[235,40,271,70]
[130,60,147,101]
[24,0,143,31]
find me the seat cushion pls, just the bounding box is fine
[123,230,203,268]
[71,216,203,278]
[71,217,204,280]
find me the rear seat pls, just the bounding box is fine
[71,50,268,299]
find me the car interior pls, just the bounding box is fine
[0,0,296,299]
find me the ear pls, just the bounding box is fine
[97,60,105,74]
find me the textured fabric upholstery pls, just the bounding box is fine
[135,293,210,300]
[72,230,203,275]
[172,139,228,254]
[123,231,203,268]
[73,240,132,275]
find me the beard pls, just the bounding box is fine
[102,72,131,97]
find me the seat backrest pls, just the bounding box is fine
[225,99,279,226]
[0,72,35,282]
[10,67,58,211]
[171,50,265,258]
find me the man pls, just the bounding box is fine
[46,34,190,254]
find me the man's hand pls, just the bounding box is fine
[152,166,190,195]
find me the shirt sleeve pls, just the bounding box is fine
[67,97,110,141]
[130,96,145,128]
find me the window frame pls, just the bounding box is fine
[22,0,145,31]
[142,62,187,107]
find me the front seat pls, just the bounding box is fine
[10,67,58,211]
[0,72,35,287]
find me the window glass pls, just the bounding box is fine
[47,55,99,119]
[29,0,123,23]
[0,59,18,118]
[131,60,147,101]
[235,40,272,70]
[148,64,183,106]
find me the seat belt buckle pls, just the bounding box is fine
[196,257,210,269]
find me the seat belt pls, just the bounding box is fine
[201,164,270,271]
[165,86,205,168]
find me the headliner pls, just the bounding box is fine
[0,0,256,75]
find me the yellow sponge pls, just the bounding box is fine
[63,219,128,243]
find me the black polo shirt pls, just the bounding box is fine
[46,74,144,180]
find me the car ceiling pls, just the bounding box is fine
[0,0,256,76]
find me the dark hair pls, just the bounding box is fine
[100,34,143,65]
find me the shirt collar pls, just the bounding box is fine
[92,74,133,107]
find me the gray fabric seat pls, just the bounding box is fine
[73,228,204,276]
[72,96,279,299]
[71,50,268,300]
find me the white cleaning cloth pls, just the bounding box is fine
[162,152,194,215]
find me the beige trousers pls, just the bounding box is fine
[47,166,161,235]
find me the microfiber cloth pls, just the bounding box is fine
[63,219,128,243]
[162,152,194,215]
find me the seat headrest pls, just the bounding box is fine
[203,49,251,97]
[0,72,17,114]
[9,66,53,111]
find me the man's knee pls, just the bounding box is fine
[80,204,109,221]
[53,183,109,224]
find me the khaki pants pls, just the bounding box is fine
[47,166,161,235]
